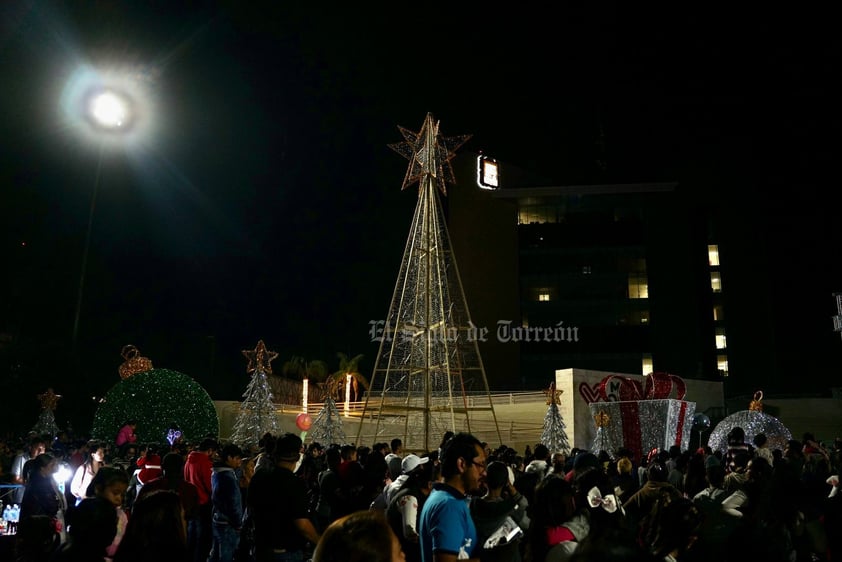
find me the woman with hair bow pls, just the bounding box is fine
[527,466,629,562]
[585,486,622,514]
[571,467,631,541]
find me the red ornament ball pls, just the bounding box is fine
[296,412,312,431]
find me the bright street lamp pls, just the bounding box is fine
[89,90,130,129]
[60,64,155,358]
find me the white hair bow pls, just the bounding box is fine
[587,486,622,514]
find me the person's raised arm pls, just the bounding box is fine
[293,517,320,545]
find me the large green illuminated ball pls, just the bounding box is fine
[92,369,219,445]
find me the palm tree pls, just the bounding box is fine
[281,355,307,380]
[277,355,330,402]
[282,356,329,382]
[305,359,329,383]
[330,353,368,402]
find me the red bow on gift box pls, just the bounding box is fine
[594,372,691,463]
[598,372,686,402]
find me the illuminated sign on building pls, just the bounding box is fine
[477,154,499,190]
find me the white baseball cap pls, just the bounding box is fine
[401,454,430,474]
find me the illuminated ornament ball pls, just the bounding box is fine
[296,412,313,431]
[92,369,219,445]
[707,391,792,454]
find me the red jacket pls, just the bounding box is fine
[184,451,214,505]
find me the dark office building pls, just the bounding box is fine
[445,152,740,392]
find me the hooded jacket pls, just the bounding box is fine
[184,450,214,505]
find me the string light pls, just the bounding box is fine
[544,381,563,405]
[388,112,471,195]
[242,340,278,374]
[708,389,792,454]
[37,388,62,411]
[92,368,219,445]
[118,345,154,379]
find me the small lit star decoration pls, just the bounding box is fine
[37,388,61,411]
[748,390,764,412]
[242,339,278,375]
[544,381,563,405]
[118,345,154,380]
[594,410,611,428]
[388,112,472,196]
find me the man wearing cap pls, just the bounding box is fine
[370,452,414,513]
[248,432,320,562]
[386,453,404,482]
[419,432,486,562]
[387,453,433,562]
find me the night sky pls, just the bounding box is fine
[1,3,840,431]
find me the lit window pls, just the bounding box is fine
[713,305,724,322]
[629,274,649,299]
[517,206,558,224]
[717,355,729,377]
[642,354,653,376]
[710,272,722,293]
[715,328,727,350]
[538,293,550,302]
[708,245,720,267]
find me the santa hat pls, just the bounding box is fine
[137,454,163,485]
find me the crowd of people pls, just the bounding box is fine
[1,423,841,562]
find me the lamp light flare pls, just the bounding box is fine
[90,90,128,128]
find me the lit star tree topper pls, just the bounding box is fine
[242,339,279,375]
[388,112,472,196]
[38,388,61,411]
[544,381,563,405]
[230,340,281,447]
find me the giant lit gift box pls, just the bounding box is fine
[587,372,695,462]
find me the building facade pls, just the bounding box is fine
[447,153,726,392]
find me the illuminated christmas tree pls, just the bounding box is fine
[590,409,614,456]
[31,388,62,438]
[540,382,570,455]
[230,340,282,447]
[308,377,346,445]
[356,113,502,451]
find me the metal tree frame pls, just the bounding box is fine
[355,113,502,452]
